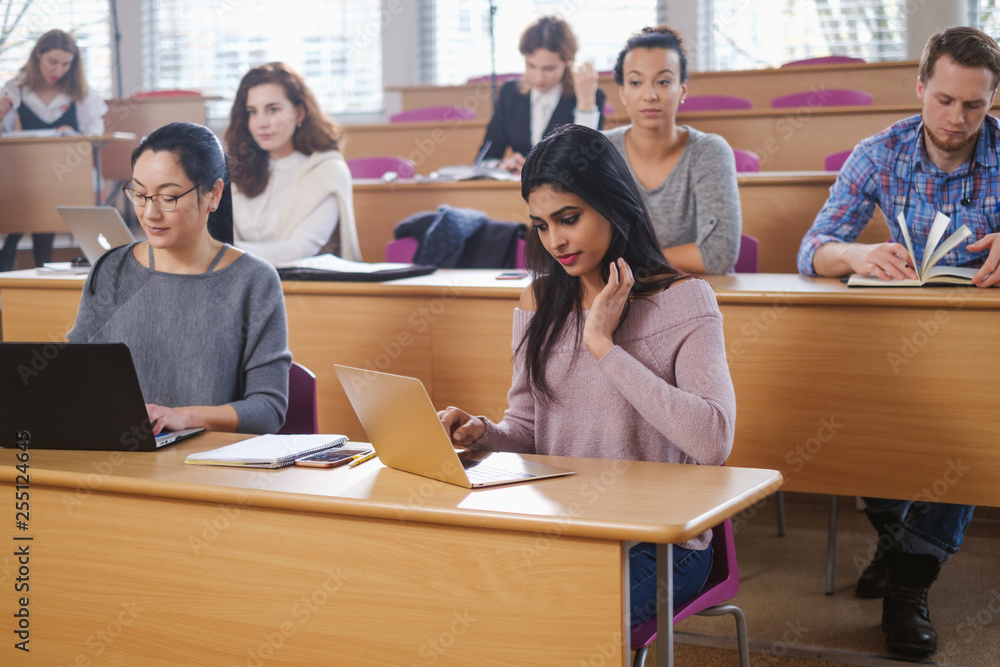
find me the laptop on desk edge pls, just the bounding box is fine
[55,206,137,268]
[0,342,203,451]
[333,364,572,488]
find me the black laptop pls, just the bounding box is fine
[0,342,203,451]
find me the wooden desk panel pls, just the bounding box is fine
[342,120,488,173]
[352,174,889,273]
[0,137,95,233]
[388,61,922,119]
[2,272,996,506]
[0,434,781,665]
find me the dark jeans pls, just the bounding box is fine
[629,541,713,626]
[0,233,55,271]
[863,497,974,564]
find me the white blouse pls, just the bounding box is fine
[232,151,340,265]
[0,76,107,135]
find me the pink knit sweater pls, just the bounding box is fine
[478,278,736,549]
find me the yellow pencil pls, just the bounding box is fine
[347,450,377,468]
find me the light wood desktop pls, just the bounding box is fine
[352,173,889,272]
[1,271,996,507]
[0,133,135,234]
[0,432,782,665]
[387,60,921,119]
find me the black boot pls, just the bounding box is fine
[856,510,897,598]
[881,549,940,656]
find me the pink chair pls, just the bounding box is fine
[733,149,760,173]
[386,237,526,269]
[771,89,873,108]
[682,95,753,111]
[347,156,416,179]
[824,150,852,172]
[389,106,476,123]
[630,519,749,667]
[277,362,318,435]
[734,234,759,273]
[781,55,866,67]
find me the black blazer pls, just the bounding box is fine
[478,80,606,161]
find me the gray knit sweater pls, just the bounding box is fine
[478,279,736,549]
[67,245,292,434]
[604,125,742,274]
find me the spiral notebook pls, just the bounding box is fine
[184,433,348,468]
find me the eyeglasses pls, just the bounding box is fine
[122,183,200,212]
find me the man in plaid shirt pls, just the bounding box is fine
[797,27,1000,658]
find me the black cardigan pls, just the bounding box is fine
[478,80,606,161]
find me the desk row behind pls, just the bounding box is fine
[353,174,887,274]
[1,271,997,507]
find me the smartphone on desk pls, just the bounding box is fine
[496,271,528,280]
[294,448,372,468]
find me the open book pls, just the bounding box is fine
[847,211,975,287]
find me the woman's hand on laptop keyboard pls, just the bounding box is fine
[437,407,486,448]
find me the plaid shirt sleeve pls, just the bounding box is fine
[797,146,881,276]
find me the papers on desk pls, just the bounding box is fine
[275,254,414,273]
[4,128,79,138]
[185,433,348,468]
[419,165,520,182]
[274,254,436,282]
[37,262,90,275]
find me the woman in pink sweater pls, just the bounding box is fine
[439,124,736,626]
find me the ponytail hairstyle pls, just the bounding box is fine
[225,62,343,198]
[22,29,88,101]
[89,122,233,294]
[518,124,686,398]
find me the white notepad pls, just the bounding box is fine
[184,434,348,468]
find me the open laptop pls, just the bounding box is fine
[334,365,572,488]
[53,206,137,269]
[0,343,203,451]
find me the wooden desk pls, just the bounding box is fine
[0,432,781,665]
[0,133,135,234]
[101,95,209,182]
[342,119,488,173]
[2,272,996,506]
[352,174,888,272]
[387,61,922,119]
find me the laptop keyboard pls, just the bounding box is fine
[462,459,534,484]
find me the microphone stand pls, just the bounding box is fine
[488,0,498,102]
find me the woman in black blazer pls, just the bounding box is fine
[478,16,605,173]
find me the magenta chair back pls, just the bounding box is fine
[347,156,416,179]
[824,150,852,172]
[781,55,866,67]
[630,519,749,667]
[733,149,760,173]
[277,362,318,435]
[386,237,526,269]
[682,95,753,111]
[389,106,476,123]
[771,89,873,108]
[734,234,759,273]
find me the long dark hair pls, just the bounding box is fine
[225,62,343,198]
[519,124,686,397]
[90,122,233,293]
